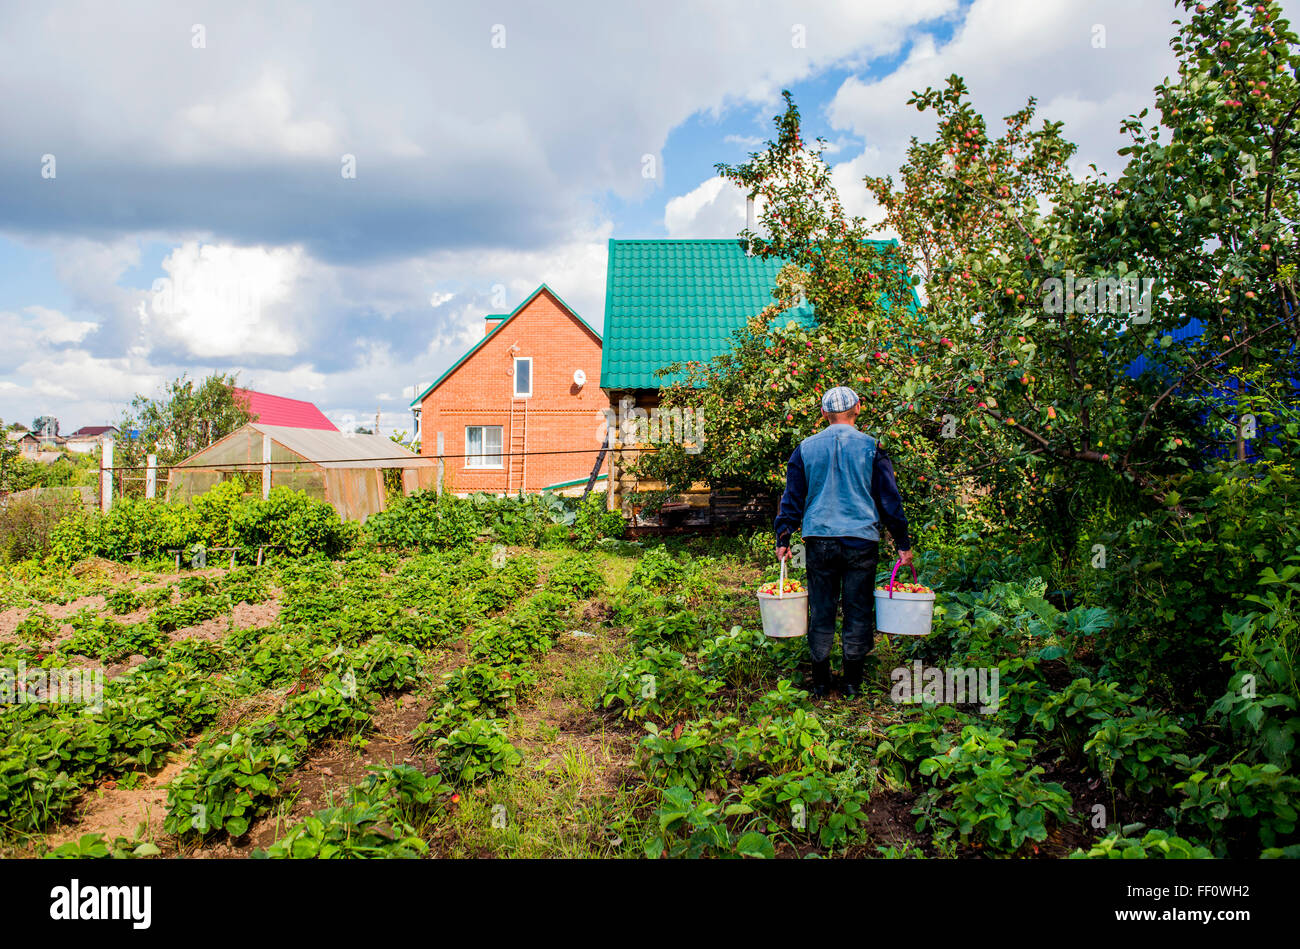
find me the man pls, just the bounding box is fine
[774,386,912,700]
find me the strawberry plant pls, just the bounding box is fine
[334,635,423,694]
[253,798,429,859]
[59,615,167,662]
[1172,761,1300,857]
[434,718,522,785]
[913,724,1073,853]
[639,719,736,792]
[1070,828,1212,860]
[45,831,161,860]
[1030,678,1138,753]
[164,722,299,838]
[150,593,228,633]
[545,556,605,599]
[698,626,802,688]
[14,608,58,645]
[441,661,536,716]
[1083,708,1190,796]
[601,646,721,724]
[628,610,707,651]
[736,766,869,851]
[645,786,736,859]
[279,681,373,745]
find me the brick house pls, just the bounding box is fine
[411,284,606,494]
[65,425,121,454]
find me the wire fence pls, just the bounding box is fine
[98,444,657,472]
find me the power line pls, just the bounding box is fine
[99,444,661,472]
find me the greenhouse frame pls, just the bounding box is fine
[166,422,437,521]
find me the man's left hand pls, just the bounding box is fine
[898,548,914,567]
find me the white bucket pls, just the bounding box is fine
[758,559,807,639]
[874,561,935,637]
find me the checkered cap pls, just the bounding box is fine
[821,386,860,414]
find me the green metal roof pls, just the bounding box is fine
[542,473,608,491]
[411,284,600,406]
[599,238,905,390]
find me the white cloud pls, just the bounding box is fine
[168,72,342,161]
[146,242,306,358]
[665,176,767,239]
[0,306,98,347]
[824,0,1192,185]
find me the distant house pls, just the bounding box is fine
[66,425,120,454]
[167,422,433,522]
[411,284,606,495]
[231,388,338,431]
[5,430,41,457]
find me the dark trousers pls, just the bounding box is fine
[805,538,878,664]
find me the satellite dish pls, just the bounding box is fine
[573,369,587,387]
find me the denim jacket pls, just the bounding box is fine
[773,424,910,550]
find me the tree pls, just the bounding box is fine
[861,0,1299,512]
[117,372,254,467]
[0,419,19,493]
[636,92,997,526]
[645,0,1300,548]
[31,416,59,437]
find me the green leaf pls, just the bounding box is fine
[735,832,776,859]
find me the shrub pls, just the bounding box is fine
[1173,761,1300,857]
[0,492,85,563]
[47,483,352,564]
[1093,461,1300,703]
[231,486,353,558]
[364,491,481,551]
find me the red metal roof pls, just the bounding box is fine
[69,425,118,437]
[231,387,337,431]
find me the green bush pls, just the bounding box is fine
[0,492,85,563]
[47,482,352,564]
[364,490,481,551]
[1093,461,1300,703]
[231,486,354,558]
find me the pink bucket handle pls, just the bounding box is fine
[888,558,917,598]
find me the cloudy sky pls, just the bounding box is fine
[0,0,1281,434]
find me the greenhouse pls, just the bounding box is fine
[166,422,437,521]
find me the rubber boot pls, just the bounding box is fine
[810,660,831,699]
[842,658,865,699]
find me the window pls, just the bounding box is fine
[513,356,532,397]
[465,425,503,468]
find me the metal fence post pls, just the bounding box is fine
[436,431,445,496]
[145,453,157,499]
[100,437,114,512]
[262,433,272,499]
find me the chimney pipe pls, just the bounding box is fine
[745,195,755,256]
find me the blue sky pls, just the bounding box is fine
[0,0,1277,435]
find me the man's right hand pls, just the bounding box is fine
[776,546,791,562]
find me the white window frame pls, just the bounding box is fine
[513,356,533,398]
[465,425,504,469]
